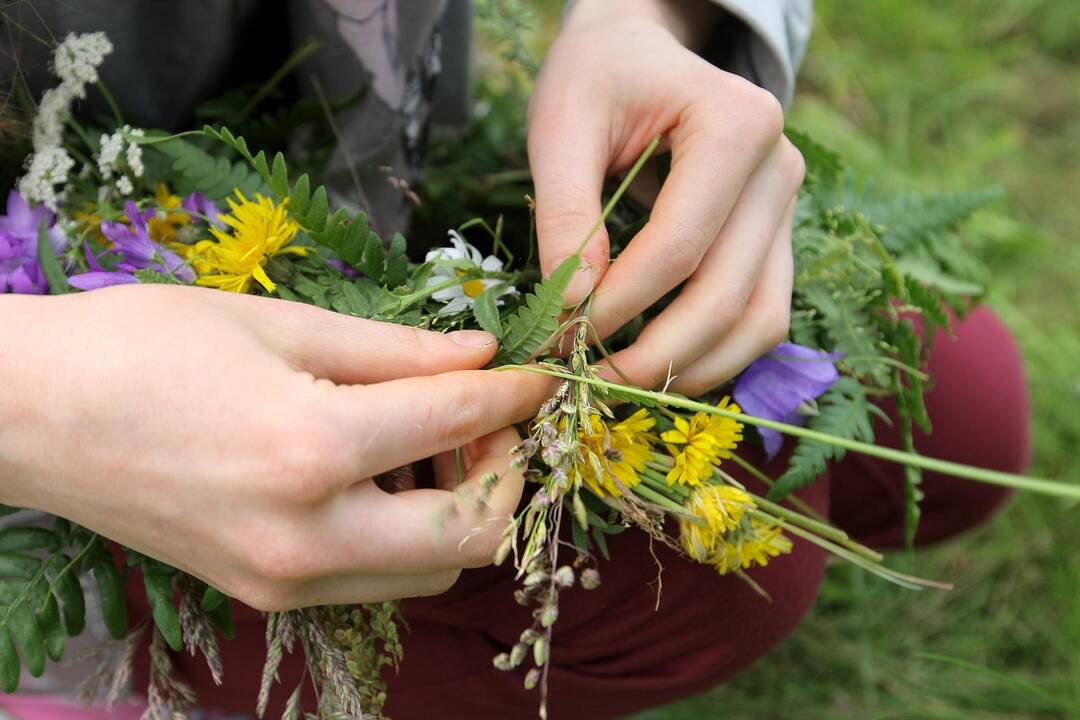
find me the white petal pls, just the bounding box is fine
[480,255,504,272]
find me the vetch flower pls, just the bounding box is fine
[189,191,305,293]
[570,409,657,497]
[679,484,757,562]
[68,200,193,289]
[425,230,516,314]
[661,397,743,486]
[733,342,840,459]
[0,190,67,294]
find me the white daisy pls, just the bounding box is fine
[425,230,517,315]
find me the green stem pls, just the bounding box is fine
[728,453,827,522]
[574,133,662,258]
[633,483,693,516]
[507,366,1077,500]
[750,494,882,562]
[752,509,950,591]
[639,468,688,501]
[96,81,124,126]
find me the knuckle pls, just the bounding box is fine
[780,140,806,193]
[662,222,709,281]
[436,383,485,447]
[389,323,426,351]
[270,420,347,505]
[742,84,785,142]
[760,300,792,348]
[242,526,317,588]
[460,527,506,569]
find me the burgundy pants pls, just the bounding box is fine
[141,307,1031,718]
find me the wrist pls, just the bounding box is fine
[567,0,722,50]
[0,295,52,508]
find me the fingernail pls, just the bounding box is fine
[449,330,495,348]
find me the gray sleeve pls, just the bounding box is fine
[702,0,813,109]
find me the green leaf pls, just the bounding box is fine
[150,137,267,200]
[769,378,875,500]
[143,567,182,652]
[133,268,185,285]
[0,528,59,553]
[0,553,41,580]
[37,220,70,295]
[472,287,504,338]
[896,254,984,296]
[206,599,236,641]
[201,586,227,612]
[361,232,386,281]
[49,556,85,636]
[270,152,289,197]
[0,628,19,692]
[0,506,18,518]
[384,233,409,287]
[4,584,44,677]
[497,255,579,364]
[91,558,128,640]
[37,592,64,662]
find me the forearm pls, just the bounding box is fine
[0,295,53,509]
[566,0,722,51]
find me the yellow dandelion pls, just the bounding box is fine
[147,183,192,244]
[711,519,793,575]
[571,409,657,497]
[190,191,307,293]
[661,397,744,486]
[678,484,757,561]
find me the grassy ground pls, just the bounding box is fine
[631,1,1080,718]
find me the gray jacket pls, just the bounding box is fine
[3,0,811,234]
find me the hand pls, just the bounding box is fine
[529,0,805,395]
[0,286,551,610]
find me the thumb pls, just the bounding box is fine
[528,104,610,306]
[225,291,497,384]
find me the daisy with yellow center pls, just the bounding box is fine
[678,484,757,561]
[709,519,793,575]
[189,191,307,294]
[571,409,657,498]
[147,183,192,244]
[424,230,517,314]
[661,397,744,486]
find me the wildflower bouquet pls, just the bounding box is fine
[1,31,1075,720]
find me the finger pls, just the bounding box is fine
[529,91,611,305]
[328,427,526,574]
[670,201,796,396]
[221,291,498,384]
[333,368,553,479]
[588,85,787,340]
[600,144,803,389]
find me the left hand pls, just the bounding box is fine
[528,0,806,396]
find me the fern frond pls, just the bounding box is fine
[496,256,578,364]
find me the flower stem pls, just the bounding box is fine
[751,509,950,591]
[749,494,882,562]
[632,483,693,517]
[727,454,827,522]
[505,366,1077,500]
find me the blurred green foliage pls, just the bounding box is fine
[632,1,1080,717]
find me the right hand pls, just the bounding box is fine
[0,285,552,610]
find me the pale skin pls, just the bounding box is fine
[0,0,803,611]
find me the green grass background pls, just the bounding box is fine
[629,1,1080,718]
[499,0,1080,717]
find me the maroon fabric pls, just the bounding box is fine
[134,306,1031,718]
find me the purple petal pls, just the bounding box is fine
[734,342,841,460]
[68,271,139,291]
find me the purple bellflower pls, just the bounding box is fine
[733,342,841,460]
[183,191,225,228]
[0,190,67,294]
[69,200,195,290]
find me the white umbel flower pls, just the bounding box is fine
[18,32,115,209]
[425,230,517,315]
[52,32,113,95]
